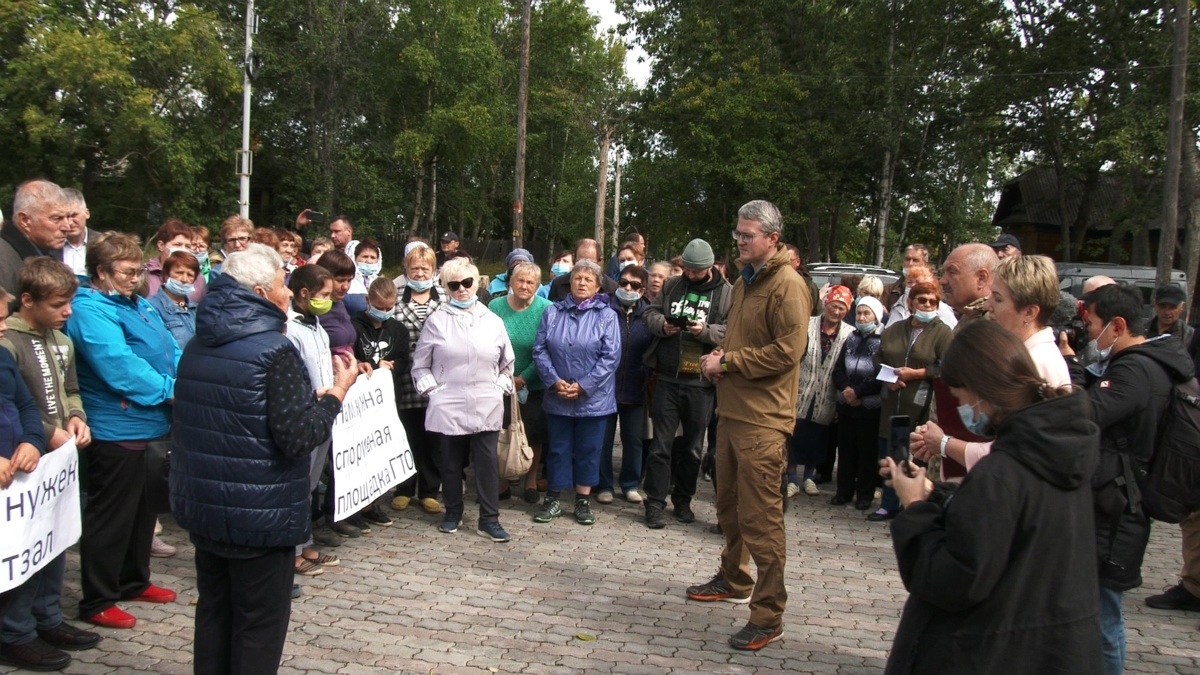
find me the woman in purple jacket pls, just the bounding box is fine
[532,260,621,526]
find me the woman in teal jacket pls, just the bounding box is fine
[64,232,181,630]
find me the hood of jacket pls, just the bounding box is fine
[563,292,612,313]
[195,274,285,348]
[5,314,45,339]
[1114,334,1195,384]
[991,389,1099,490]
[736,246,791,286]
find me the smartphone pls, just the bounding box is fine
[888,415,914,476]
[306,210,326,224]
[666,315,692,328]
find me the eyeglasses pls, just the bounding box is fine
[618,279,644,290]
[446,278,475,292]
[912,295,938,307]
[111,266,144,279]
[225,236,251,245]
[731,229,764,244]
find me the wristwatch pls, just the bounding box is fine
[719,355,728,372]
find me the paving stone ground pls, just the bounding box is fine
[16,456,1200,674]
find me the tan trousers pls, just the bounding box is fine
[1181,511,1200,597]
[715,418,788,628]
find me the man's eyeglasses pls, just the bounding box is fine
[618,279,644,291]
[446,278,475,292]
[731,230,764,244]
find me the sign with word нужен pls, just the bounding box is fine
[0,440,81,593]
[331,369,415,521]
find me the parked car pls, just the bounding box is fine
[806,263,901,290]
[1056,261,1187,308]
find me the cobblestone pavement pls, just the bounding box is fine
[20,474,1200,674]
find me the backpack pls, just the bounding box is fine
[1131,375,1200,523]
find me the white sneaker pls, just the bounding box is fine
[625,489,643,504]
[785,482,801,498]
[150,535,177,558]
[595,490,614,504]
[803,479,820,496]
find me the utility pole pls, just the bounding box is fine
[512,0,532,250]
[237,0,257,219]
[1156,0,1190,286]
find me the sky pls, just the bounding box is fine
[583,0,651,87]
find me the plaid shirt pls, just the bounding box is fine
[394,285,443,410]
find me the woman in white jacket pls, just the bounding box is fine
[412,258,516,542]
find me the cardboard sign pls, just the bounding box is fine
[330,369,415,521]
[0,440,81,593]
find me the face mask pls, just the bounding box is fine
[407,278,434,292]
[1088,321,1114,363]
[194,250,210,264]
[619,260,637,270]
[956,400,990,436]
[615,288,641,306]
[914,309,937,323]
[449,296,476,309]
[164,278,195,297]
[855,321,876,335]
[308,297,333,316]
[516,387,530,405]
[367,306,393,322]
[168,247,195,258]
[551,263,571,277]
[358,262,382,277]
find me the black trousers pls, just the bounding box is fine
[437,432,500,526]
[395,407,442,500]
[644,383,714,508]
[193,547,294,675]
[78,441,155,618]
[836,413,881,503]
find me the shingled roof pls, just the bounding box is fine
[992,166,1127,232]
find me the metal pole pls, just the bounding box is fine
[238,0,255,219]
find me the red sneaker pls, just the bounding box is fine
[84,607,136,629]
[132,584,177,604]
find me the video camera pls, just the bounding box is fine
[1049,290,1089,354]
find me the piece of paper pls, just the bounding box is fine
[0,440,82,593]
[877,364,899,383]
[331,369,415,521]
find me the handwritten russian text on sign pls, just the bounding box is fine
[331,369,414,521]
[0,441,81,593]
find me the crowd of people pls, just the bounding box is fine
[1,179,1200,673]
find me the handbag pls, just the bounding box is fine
[497,391,534,482]
[144,436,172,514]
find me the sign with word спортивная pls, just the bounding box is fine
[331,369,415,521]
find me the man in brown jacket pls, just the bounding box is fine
[690,200,810,651]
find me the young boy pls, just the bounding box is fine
[0,260,99,671]
[351,278,410,524]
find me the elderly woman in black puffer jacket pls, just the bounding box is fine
[830,296,885,510]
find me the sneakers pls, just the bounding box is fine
[391,495,412,510]
[625,489,643,504]
[729,621,784,651]
[37,622,100,651]
[132,584,177,604]
[686,572,750,604]
[150,535,176,558]
[312,526,343,548]
[438,514,461,534]
[1146,584,1200,611]
[291,584,302,599]
[83,607,136,630]
[645,505,666,529]
[867,508,898,522]
[329,519,362,538]
[803,479,820,496]
[420,498,445,514]
[674,502,695,523]
[533,499,562,523]
[595,490,614,504]
[785,482,801,498]
[0,637,71,671]
[477,522,511,543]
[346,514,373,534]
[360,504,394,527]
[574,498,596,525]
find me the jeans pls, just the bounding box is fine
[598,404,646,493]
[1099,586,1125,675]
[876,438,900,513]
[545,414,606,492]
[1,552,66,644]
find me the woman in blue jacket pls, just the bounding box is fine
[65,232,181,630]
[532,260,621,526]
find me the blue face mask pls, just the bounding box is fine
[551,263,571,277]
[615,288,641,306]
[956,400,990,436]
[164,278,195,297]
[914,309,937,323]
[855,321,877,335]
[407,277,434,292]
[449,296,476,309]
[367,306,393,322]
[194,250,210,264]
[358,262,382,277]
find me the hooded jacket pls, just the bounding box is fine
[609,295,654,406]
[1086,335,1195,591]
[533,293,621,418]
[886,390,1103,675]
[642,270,730,386]
[0,348,46,458]
[1,315,86,444]
[65,284,180,441]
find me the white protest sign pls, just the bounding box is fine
[331,368,414,521]
[0,440,82,593]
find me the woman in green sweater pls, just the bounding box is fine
[488,261,552,503]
